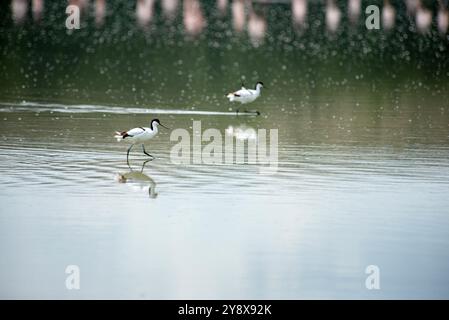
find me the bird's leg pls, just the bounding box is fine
[126,144,134,169]
[236,108,260,116]
[142,144,155,160]
[247,109,261,116]
[141,159,152,173]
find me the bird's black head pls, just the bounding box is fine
[151,118,169,130]
[150,119,160,130]
[255,81,264,89]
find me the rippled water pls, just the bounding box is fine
[1,96,449,299]
[1,0,449,299]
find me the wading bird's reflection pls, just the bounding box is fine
[116,160,158,198]
[348,0,361,25]
[69,0,89,12]
[162,0,178,20]
[415,0,432,34]
[232,0,245,33]
[9,0,444,41]
[438,0,449,35]
[382,0,395,30]
[226,125,257,141]
[326,0,341,33]
[95,0,106,27]
[184,0,206,36]
[136,0,155,28]
[32,0,43,22]
[406,0,419,15]
[292,0,307,29]
[11,0,28,24]
[248,4,267,47]
[217,0,228,16]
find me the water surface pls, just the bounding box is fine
[1,0,449,299]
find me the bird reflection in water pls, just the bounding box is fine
[162,0,179,20]
[232,0,245,33]
[348,0,361,25]
[11,0,28,24]
[136,0,155,28]
[116,160,158,199]
[382,0,396,31]
[68,0,89,12]
[415,0,432,34]
[437,0,449,35]
[32,0,43,22]
[184,0,206,36]
[95,0,106,27]
[326,0,341,33]
[226,125,258,142]
[406,0,419,15]
[248,4,267,47]
[217,0,228,16]
[9,0,444,41]
[292,0,307,30]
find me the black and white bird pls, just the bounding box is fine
[226,81,264,114]
[114,118,169,166]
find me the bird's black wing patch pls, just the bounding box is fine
[120,131,133,139]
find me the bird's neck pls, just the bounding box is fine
[150,123,158,132]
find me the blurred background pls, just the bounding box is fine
[0,1,449,299]
[0,0,448,107]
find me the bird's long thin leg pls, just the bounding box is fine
[141,159,152,173]
[236,108,260,116]
[142,144,155,159]
[127,144,134,169]
[245,109,260,115]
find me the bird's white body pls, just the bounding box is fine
[115,118,168,166]
[227,83,263,104]
[115,125,159,143]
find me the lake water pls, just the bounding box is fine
[0,0,449,299]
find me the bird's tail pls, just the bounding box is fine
[226,93,235,102]
[114,131,124,142]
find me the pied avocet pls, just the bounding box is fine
[226,81,264,114]
[114,118,169,166]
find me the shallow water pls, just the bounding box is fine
[1,95,449,299]
[1,1,449,299]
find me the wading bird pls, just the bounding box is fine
[226,81,264,114]
[114,118,169,167]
